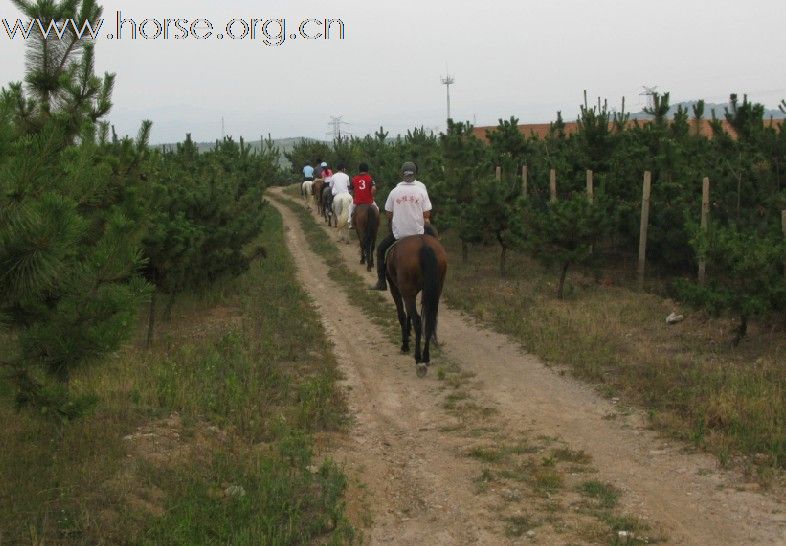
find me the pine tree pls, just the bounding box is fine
[1,0,149,418]
[678,224,786,345]
[470,174,522,276]
[142,135,272,344]
[487,116,528,171]
[521,193,611,299]
[285,138,332,177]
[438,120,488,262]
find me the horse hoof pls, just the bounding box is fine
[416,363,428,378]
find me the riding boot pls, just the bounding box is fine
[372,233,395,290]
[373,252,387,290]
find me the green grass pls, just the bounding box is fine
[0,208,354,544]
[552,447,592,465]
[440,231,786,474]
[140,442,352,546]
[466,446,509,464]
[579,480,621,509]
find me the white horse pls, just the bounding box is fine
[333,192,353,244]
[302,180,314,209]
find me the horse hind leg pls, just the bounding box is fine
[422,306,433,364]
[420,301,439,348]
[389,282,409,353]
[404,296,423,368]
[365,239,374,271]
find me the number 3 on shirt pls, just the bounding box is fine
[357,180,366,191]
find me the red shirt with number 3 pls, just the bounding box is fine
[351,174,375,205]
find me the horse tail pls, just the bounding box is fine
[363,205,377,256]
[419,242,440,342]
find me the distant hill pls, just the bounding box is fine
[153,137,328,168]
[631,100,785,120]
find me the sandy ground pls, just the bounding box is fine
[270,188,786,545]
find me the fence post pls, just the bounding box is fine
[782,210,786,280]
[495,166,501,181]
[522,165,528,198]
[587,170,595,254]
[637,171,652,289]
[698,177,710,284]
[550,169,557,203]
[586,169,594,204]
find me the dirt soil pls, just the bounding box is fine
[269,188,786,545]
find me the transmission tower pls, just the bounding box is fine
[327,116,351,139]
[441,71,455,126]
[640,85,659,110]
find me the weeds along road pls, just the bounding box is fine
[268,187,786,545]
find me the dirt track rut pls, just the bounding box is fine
[270,189,786,545]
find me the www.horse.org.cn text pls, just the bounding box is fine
[1,11,346,46]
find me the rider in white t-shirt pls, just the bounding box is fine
[330,166,351,196]
[372,161,437,290]
[384,180,432,239]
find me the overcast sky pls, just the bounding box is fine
[1,0,784,143]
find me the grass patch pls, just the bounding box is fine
[579,480,620,509]
[552,447,592,465]
[466,446,508,464]
[440,231,786,472]
[473,468,495,494]
[140,440,353,546]
[504,514,536,537]
[443,390,470,410]
[0,208,354,544]
[531,467,564,494]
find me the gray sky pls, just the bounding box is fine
[2,0,785,143]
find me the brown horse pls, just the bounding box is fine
[321,186,334,226]
[386,234,448,377]
[354,204,379,271]
[312,179,326,215]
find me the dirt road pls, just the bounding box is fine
[269,189,786,545]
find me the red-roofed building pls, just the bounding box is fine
[473,119,783,141]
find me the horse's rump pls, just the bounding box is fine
[333,193,353,225]
[387,235,447,296]
[386,235,448,371]
[312,180,325,211]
